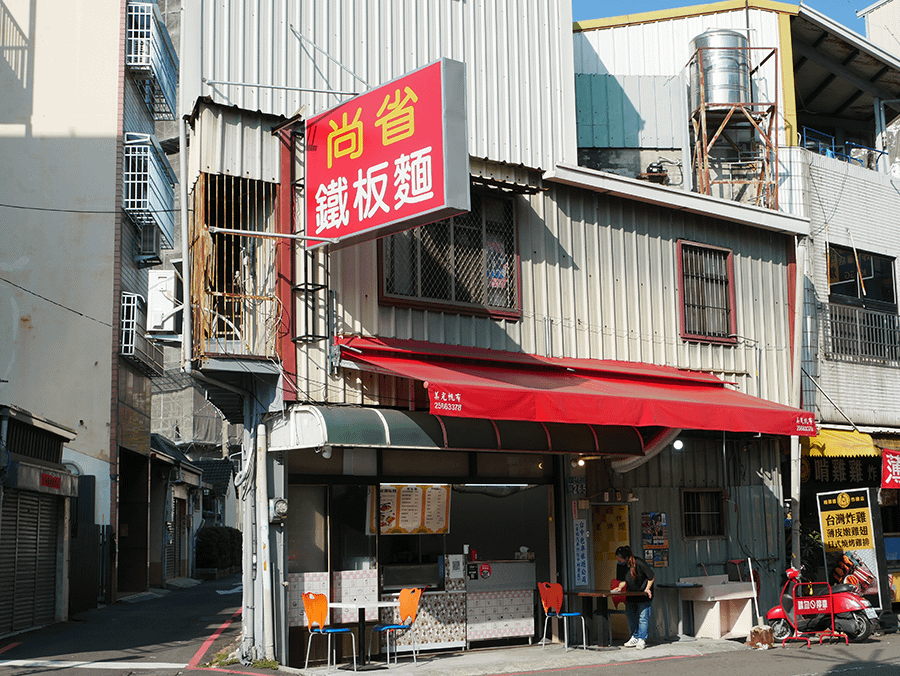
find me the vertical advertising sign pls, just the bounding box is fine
[574,518,589,587]
[817,487,891,609]
[305,58,469,250]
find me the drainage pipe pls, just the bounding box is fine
[256,424,275,661]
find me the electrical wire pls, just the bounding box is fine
[0,275,114,327]
[0,201,186,215]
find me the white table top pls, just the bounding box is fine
[330,600,400,610]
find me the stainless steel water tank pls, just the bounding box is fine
[689,29,751,111]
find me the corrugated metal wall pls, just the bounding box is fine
[803,150,900,426]
[575,74,687,149]
[187,103,282,190]
[185,0,577,171]
[314,182,797,407]
[574,8,787,145]
[602,437,785,633]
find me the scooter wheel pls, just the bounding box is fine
[842,611,873,642]
[771,618,792,641]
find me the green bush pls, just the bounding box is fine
[196,526,242,569]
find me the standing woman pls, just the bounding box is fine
[612,545,655,649]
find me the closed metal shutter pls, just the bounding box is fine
[0,489,60,635]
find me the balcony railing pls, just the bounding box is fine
[825,302,900,366]
[800,127,888,173]
[124,133,176,248]
[121,292,164,377]
[125,2,178,120]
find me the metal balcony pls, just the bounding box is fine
[126,2,178,121]
[124,133,176,249]
[120,292,164,377]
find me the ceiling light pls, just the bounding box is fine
[673,439,684,450]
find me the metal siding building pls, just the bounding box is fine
[183,0,577,173]
[608,437,784,629]
[324,181,800,408]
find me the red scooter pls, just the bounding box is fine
[766,567,877,642]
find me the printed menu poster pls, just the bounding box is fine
[817,487,888,609]
[369,484,451,535]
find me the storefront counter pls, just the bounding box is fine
[466,560,536,642]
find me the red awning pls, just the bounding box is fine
[336,336,817,437]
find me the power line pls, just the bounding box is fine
[0,202,185,215]
[0,275,114,328]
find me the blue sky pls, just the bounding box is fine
[571,1,869,34]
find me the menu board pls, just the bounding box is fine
[368,484,451,535]
[817,487,890,610]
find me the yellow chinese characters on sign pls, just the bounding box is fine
[327,109,364,168]
[375,86,418,145]
[820,493,874,551]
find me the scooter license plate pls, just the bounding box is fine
[864,607,877,619]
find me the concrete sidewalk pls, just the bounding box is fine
[284,637,753,676]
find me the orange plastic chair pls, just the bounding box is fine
[302,592,357,673]
[538,582,587,651]
[368,587,424,665]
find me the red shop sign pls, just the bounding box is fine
[305,58,470,250]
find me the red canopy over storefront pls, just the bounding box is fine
[335,337,817,437]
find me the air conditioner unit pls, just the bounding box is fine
[135,221,162,267]
[147,270,182,339]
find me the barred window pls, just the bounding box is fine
[683,489,726,538]
[381,193,519,315]
[679,241,736,342]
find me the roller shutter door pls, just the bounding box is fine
[0,489,60,635]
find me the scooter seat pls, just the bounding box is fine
[806,583,854,595]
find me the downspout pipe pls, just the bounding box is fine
[178,4,191,376]
[790,236,807,570]
[256,424,275,661]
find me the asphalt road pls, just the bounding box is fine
[0,574,253,676]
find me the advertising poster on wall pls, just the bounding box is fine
[368,484,451,535]
[817,487,891,609]
[641,512,669,568]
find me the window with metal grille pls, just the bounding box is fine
[679,241,736,342]
[682,489,726,538]
[190,172,281,358]
[381,192,519,316]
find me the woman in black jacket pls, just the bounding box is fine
[612,545,654,649]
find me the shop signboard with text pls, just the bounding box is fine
[817,487,891,609]
[305,58,469,250]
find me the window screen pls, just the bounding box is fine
[382,192,518,313]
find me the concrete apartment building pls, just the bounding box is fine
[0,0,194,635]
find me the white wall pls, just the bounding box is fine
[0,0,123,521]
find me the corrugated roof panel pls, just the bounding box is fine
[187,102,283,188]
